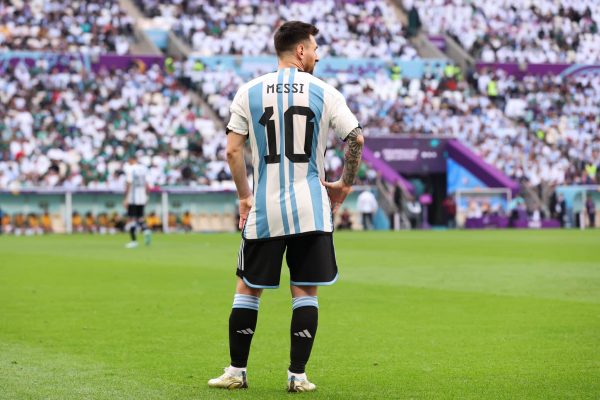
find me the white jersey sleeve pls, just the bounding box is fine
[328,89,360,141]
[227,88,249,135]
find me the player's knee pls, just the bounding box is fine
[236,277,263,297]
[290,285,317,298]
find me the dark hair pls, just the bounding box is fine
[274,21,319,56]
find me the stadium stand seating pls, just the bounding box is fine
[0,62,227,190]
[406,0,600,63]
[477,70,600,186]
[0,0,135,55]
[135,0,418,59]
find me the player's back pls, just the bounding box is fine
[125,163,148,205]
[228,67,359,240]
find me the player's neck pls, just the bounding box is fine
[278,58,304,72]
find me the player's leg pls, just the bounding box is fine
[285,234,338,392]
[125,204,138,248]
[287,284,318,392]
[209,238,285,390]
[136,206,151,245]
[209,278,261,389]
[229,278,262,370]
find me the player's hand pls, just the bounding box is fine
[123,200,128,209]
[321,179,352,214]
[238,194,253,230]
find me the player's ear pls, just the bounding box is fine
[297,42,304,57]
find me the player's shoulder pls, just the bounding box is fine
[298,72,345,100]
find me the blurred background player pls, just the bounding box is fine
[123,155,152,248]
[208,21,364,393]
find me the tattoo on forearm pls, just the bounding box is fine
[342,127,364,186]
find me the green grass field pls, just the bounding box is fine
[1,230,599,399]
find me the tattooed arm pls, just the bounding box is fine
[322,127,364,213]
[341,127,364,186]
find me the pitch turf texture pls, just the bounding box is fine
[1,231,599,399]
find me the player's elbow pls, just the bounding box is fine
[356,134,365,147]
[226,146,242,162]
[349,133,364,149]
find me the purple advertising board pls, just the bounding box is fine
[476,62,600,79]
[95,55,164,72]
[1,52,91,71]
[366,136,448,175]
[0,52,164,73]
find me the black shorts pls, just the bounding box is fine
[236,233,338,289]
[127,205,145,219]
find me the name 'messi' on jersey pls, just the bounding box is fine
[227,67,359,240]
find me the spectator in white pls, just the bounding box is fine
[357,189,378,230]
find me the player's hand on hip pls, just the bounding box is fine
[321,179,352,214]
[238,194,253,230]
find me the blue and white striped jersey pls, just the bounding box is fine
[227,67,359,240]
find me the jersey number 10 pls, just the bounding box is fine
[259,106,315,164]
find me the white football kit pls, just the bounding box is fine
[124,163,148,206]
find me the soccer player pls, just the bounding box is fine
[123,155,151,248]
[208,21,364,392]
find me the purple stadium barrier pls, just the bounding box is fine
[95,55,164,72]
[465,217,561,229]
[0,52,164,73]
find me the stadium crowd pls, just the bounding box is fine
[477,70,600,186]
[333,69,574,186]
[0,0,135,55]
[187,62,600,187]
[406,0,600,63]
[0,60,231,191]
[136,0,417,59]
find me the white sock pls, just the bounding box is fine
[288,370,307,380]
[227,365,246,375]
